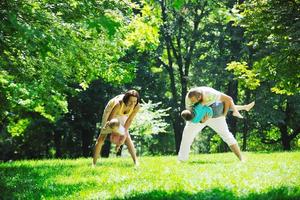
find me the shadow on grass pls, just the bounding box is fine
[187,159,234,165]
[96,160,134,168]
[0,164,87,199]
[0,159,136,199]
[188,160,219,165]
[112,187,300,200]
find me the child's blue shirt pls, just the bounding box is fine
[191,104,213,123]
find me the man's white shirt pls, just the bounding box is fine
[185,86,222,109]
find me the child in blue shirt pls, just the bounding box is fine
[181,101,255,123]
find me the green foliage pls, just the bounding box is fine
[130,100,171,136]
[128,100,171,156]
[226,61,260,90]
[187,0,245,90]
[0,152,299,199]
[123,3,162,51]
[172,0,186,11]
[1,0,299,160]
[7,119,31,137]
[237,0,300,95]
[0,0,160,136]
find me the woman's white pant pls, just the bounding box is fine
[178,116,237,161]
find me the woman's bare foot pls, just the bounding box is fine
[246,101,255,111]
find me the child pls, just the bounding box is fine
[181,101,255,123]
[186,87,247,118]
[102,118,127,151]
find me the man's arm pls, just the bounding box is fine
[192,104,211,123]
[219,93,232,116]
[200,114,209,123]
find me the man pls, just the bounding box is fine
[178,86,245,162]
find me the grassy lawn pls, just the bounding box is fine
[0,152,299,200]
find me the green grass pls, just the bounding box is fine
[1,152,300,200]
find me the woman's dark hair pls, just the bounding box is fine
[122,89,140,106]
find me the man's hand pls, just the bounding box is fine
[222,110,228,117]
[200,114,209,123]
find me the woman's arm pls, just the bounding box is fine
[100,103,121,134]
[124,104,140,130]
[93,102,120,166]
[100,100,116,128]
[107,103,120,121]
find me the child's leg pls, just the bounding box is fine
[110,133,119,144]
[112,133,128,152]
[235,101,255,111]
[110,133,122,152]
[229,99,243,118]
[119,133,128,146]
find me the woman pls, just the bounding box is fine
[92,90,140,166]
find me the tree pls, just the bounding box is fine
[129,100,171,155]
[237,0,300,95]
[0,0,160,160]
[227,0,300,150]
[155,0,227,153]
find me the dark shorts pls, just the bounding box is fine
[210,102,224,118]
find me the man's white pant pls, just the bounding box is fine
[178,116,237,161]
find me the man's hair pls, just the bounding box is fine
[188,89,202,99]
[122,89,140,106]
[181,110,194,121]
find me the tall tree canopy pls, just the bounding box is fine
[234,0,300,95]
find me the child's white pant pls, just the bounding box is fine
[178,116,237,161]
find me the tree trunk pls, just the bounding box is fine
[116,144,123,157]
[53,130,62,158]
[101,138,111,157]
[218,80,238,152]
[279,98,292,150]
[167,65,183,153]
[159,0,207,153]
[81,128,91,157]
[242,118,248,151]
[173,116,184,153]
[279,123,291,150]
[242,90,251,150]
